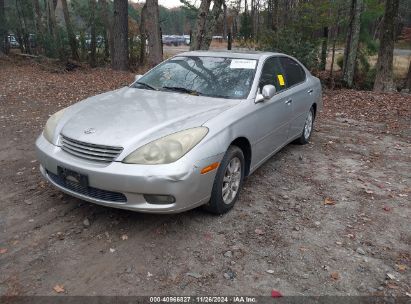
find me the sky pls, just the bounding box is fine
[131,0,188,8]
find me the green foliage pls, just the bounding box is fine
[360,0,384,55]
[129,36,143,68]
[71,0,106,35]
[239,13,252,40]
[293,0,331,36]
[160,6,191,35]
[258,29,321,70]
[364,66,377,90]
[354,46,377,89]
[129,4,140,22]
[337,46,377,90]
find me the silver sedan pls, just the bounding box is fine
[36,51,322,214]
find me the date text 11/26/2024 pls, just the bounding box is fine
[149,296,258,303]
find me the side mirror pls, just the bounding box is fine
[134,74,143,82]
[255,85,276,103]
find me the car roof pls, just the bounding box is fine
[177,50,283,60]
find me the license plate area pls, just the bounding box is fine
[57,166,89,187]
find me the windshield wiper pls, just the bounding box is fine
[135,81,157,90]
[199,92,231,99]
[162,86,202,96]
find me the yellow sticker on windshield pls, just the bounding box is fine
[278,74,285,86]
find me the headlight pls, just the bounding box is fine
[123,127,208,164]
[43,108,66,143]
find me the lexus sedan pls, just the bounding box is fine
[36,51,322,214]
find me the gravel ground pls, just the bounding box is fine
[0,58,410,297]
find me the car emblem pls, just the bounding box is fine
[84,128,96,135]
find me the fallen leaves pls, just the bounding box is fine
[330,272,340,280]
[322,89,411,135]
[0,248,7,254]
[324,197,336,205]
[396,264,407,272]
[387,283,399,289]
[53,284,65,293]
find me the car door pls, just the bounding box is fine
[252,56,293,164]
[278,57,312,140]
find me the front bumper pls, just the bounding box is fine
[36,135,222,213]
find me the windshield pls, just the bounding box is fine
[132,56,257,99]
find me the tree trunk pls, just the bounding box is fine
[320,27,329,71]
[201,0,224,50]
[0,0,7,54]
[15,0,31,54]
[373,0,400,92]
[32,0,44,54]
[99,0,114,63]
[61,0,79,60]
[267,0,273,30]
[190,0,211,51]
[329,25,339,89]
[112,0,128,70]
[251,0,255,40]
[405,59,411,91]
[255,0,260,42]
[141,0,162,66]
[223,2,227,41]
[139,3,147,65]
[273,0,278,31]
[47,0,57,38]
[89,0,97,67]
[342,0,363,88]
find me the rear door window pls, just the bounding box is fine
[279,57,306,88]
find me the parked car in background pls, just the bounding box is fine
[36,51,322,214]
[183,35,190,45]
[8,35,20,48]
[162,35,186,46]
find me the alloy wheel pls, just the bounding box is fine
[304,110,313,139]
[222,157,242,205]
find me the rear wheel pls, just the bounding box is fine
[297,107,315,145]
[204,146,245,214]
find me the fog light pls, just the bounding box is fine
[144,194,175,204]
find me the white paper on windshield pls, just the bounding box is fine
[230,59,256,69]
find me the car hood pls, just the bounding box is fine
[59,87,239,149]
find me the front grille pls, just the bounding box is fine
[60,135,123,162]
[47,171,127,203]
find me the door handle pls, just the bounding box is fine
[308,89,314,94]
[285,99,292,105]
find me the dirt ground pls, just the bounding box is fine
[0,57,410,297]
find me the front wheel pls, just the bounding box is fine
[204,146,245,214]
[297,107,315,145]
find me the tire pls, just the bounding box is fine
[296,106,315,145]
[204,146,245,214]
